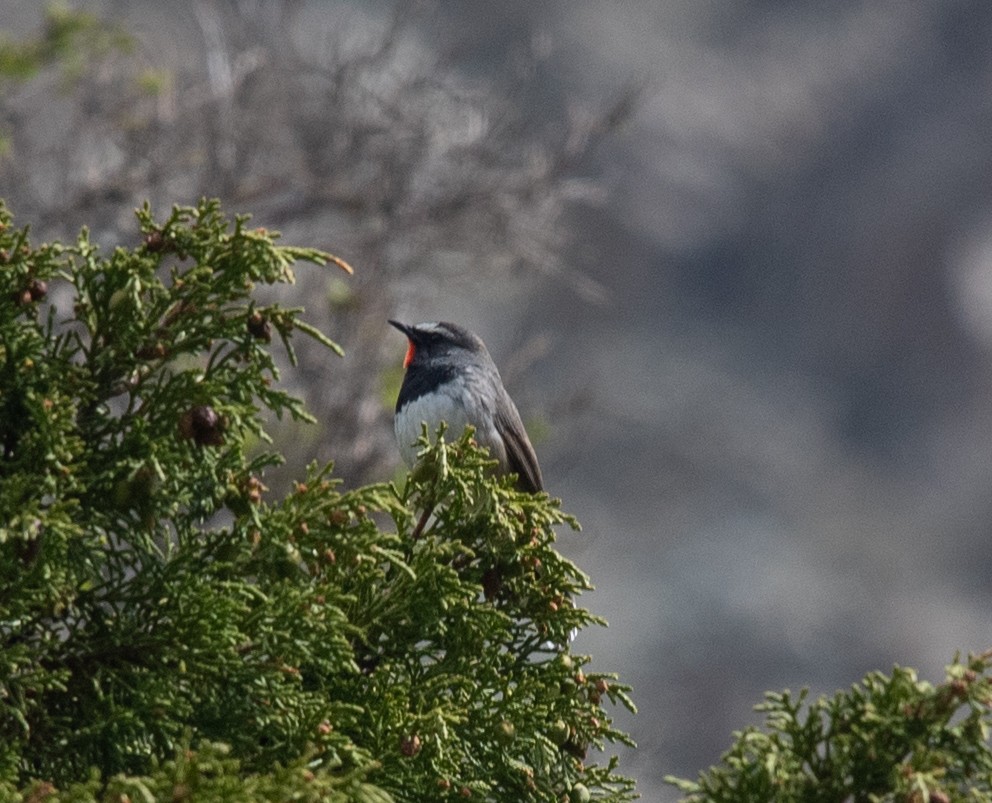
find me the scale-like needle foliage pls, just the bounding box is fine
[669,652,992,802]
[0,199,636,802]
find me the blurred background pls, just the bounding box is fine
[3,1,992,798]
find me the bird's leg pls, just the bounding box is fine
[410,503,434,540]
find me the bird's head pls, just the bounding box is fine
[389,320,488,369]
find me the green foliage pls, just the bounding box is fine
[669,652,992,802]
[0,199,636,801]
[0,5,131,157]
[0,4,130,82]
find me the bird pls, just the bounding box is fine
[389,320,544,493]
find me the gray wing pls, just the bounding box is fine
[494,393,544,493]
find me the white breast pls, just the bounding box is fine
[394,378,507,470]
[395,389,473,467]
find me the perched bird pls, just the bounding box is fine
[390,320,544,493]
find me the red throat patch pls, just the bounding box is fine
[403,340,416,369]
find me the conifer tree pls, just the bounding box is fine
[669,654,992,802]
[0,199,636,802]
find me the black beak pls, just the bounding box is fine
[389,320,413,338]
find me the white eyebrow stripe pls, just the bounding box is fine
[416,322,458,337]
